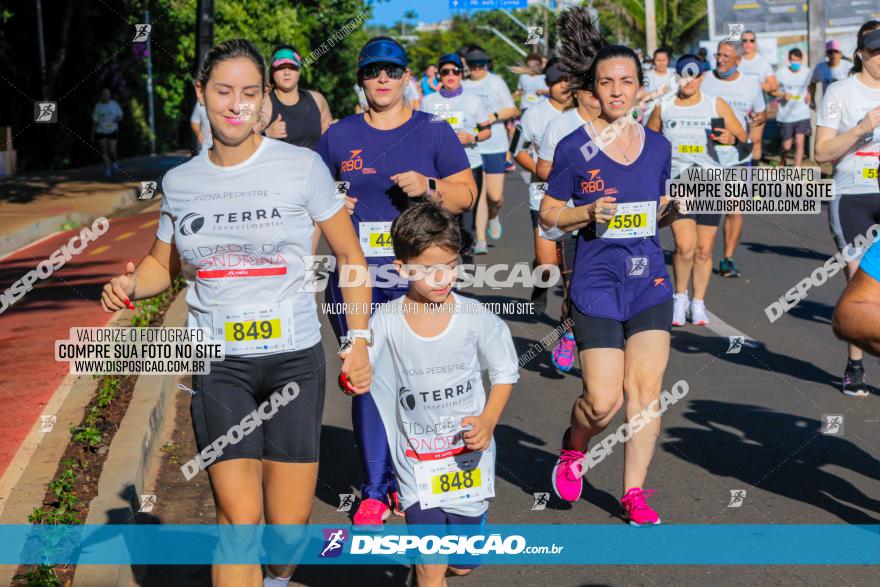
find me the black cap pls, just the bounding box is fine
[544,62,566,85]
[865,29,880,51]
[464,49,490,65]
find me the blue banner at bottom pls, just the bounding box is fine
[3,524,878,565]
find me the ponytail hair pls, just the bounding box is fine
[555,6,604,91]
[852,20,880,75]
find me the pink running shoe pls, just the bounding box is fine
[552,445,585,502]
[620,488,661,526]
[353,498,390,526]
[552,333,577,372]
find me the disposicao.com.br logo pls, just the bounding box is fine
[342,533,562,557]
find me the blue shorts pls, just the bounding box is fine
[404,502,486,570]
[481,152,507,174]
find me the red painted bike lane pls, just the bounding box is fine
[0,211,161,478]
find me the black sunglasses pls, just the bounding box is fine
[361,63,406,80]
[440,67,462,76]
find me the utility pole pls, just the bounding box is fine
[144,10,156,155]
[195,0,215,75]
[645,0,657,55]
[35,0,48,99]
[807,0,826,162]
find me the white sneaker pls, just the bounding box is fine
[488,217,503,240]
[672,293,688,326]
[690,299,710,325]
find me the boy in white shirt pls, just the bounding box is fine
[350,203,519,583]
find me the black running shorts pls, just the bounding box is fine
[571,299,673,351]
[190,343,326,464]
[828,193,880,254]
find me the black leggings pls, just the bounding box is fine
[459,166,484,252]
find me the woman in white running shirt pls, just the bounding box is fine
[816,20,880,398]
[648,54,746,327]
[513,59,572,318]
[100,39,372,587]
[514,53,550,111]
[420,52,492,261]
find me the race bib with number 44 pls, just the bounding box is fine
[598,200,657,239]
[359,221,394,257]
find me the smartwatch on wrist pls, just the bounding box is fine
[346,329,373,346]
[426,178,438,196]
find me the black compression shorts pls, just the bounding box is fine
[190,343,326,464]
[829,194,880,254]
[571,299,673,351]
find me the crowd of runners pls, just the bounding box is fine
[96,8,880,586]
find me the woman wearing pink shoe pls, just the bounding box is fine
[540,9,679,526]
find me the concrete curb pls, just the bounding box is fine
[0,186,138,259]
[74,293,189,587]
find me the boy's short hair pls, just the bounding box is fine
[789,48,803,59]
[391,203,462,261]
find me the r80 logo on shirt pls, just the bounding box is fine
[342,149,364,172]
[580,170,605,193]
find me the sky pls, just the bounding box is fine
[367,0,528,26]
[368,0,449,25]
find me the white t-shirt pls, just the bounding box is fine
[463,73,516,154]
[646,69,675,94]
[367,293,519,516]
[156,138,344,354]
[518,100,565,210]
[811,61,850,94]
[421,91,489,169]
[190,103,212,149]
[660,93,721,178]
[518,99,564,160]
[517,73,548,109]
[738,53,775,86]
[354,84,368,110]
[775,66,812,123]
[538,107,589,162]
[817,76,880,195]
[92,100,123,134]
[701,72,766,131]
[404,80,421,105]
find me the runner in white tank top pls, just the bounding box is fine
[648,54,746,328]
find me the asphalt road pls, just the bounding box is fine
[142,172,878,586]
